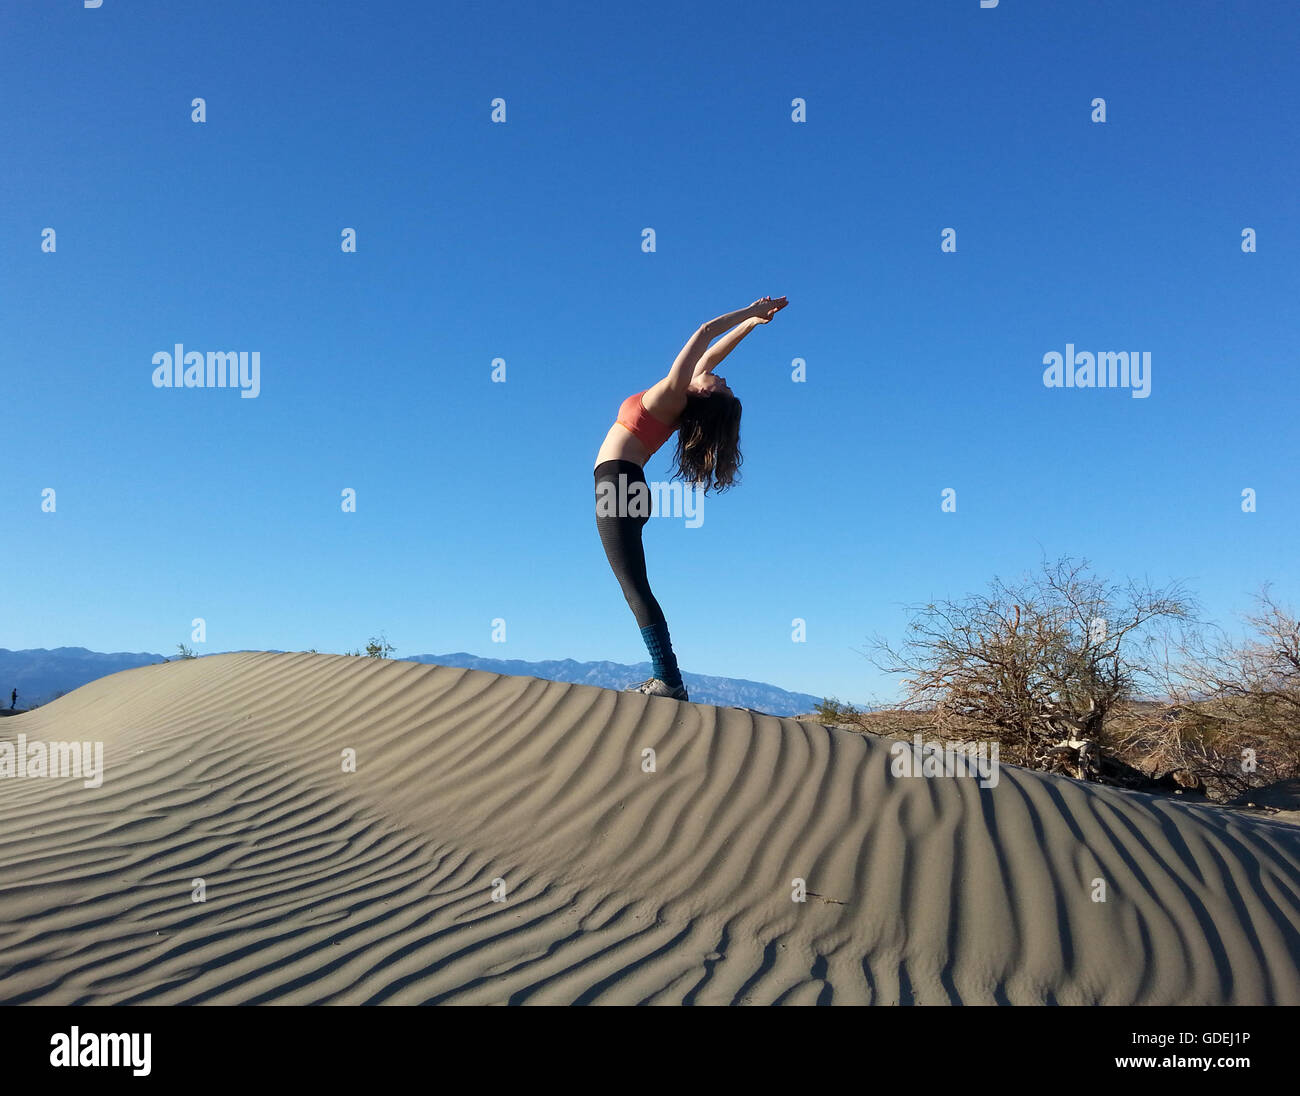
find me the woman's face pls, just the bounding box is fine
[690,373,732,397]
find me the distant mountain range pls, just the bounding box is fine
[0,647,164,708]
[401,653,826,714]
[0,648,829,716]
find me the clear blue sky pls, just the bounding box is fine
[2,1,1297,705]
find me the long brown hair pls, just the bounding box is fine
[670,391,742,493]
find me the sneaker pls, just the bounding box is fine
[625,678,689,701]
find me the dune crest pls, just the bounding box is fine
[1,651,1298,1005]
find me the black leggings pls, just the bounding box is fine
[594,460,665,628]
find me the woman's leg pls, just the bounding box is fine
[594,461,684,692]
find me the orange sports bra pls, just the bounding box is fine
[616,391,676,456]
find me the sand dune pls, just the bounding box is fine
[1,651,1298,1004]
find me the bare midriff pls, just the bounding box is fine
[594,422,655,469]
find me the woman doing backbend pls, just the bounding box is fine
[593,295,789,699]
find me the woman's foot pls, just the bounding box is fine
[625,678,689,701]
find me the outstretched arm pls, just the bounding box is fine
[663,297,787,394]
[694,317,761,377]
